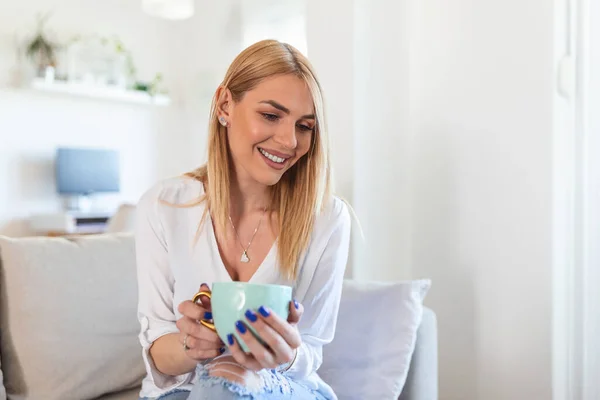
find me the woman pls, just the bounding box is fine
[135,39,351,400]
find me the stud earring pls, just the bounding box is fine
[219,117,227,127]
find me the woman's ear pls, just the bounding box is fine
[216,86,233,121]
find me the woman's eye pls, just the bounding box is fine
[297,124,313,132]
[262,113,279,122]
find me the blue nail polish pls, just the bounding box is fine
[227,334,234,345]
[220,347,226,353]
[245,309,258,322]
[204,311,212,320]
[236,320,247,334]
[258,306,270,317]
[293,300,299,310]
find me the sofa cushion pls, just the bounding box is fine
[94,387,140,400]
[320,279,431,400]
[0,233,145,400]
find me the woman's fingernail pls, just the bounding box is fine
[200,282,208,287]
[245,309,258,323]
[235,320,247,334]
[293,299,299,310]
[203,311,212,320]
[227,334,234,345]
[258,306,270,317]
[220,347,226,353]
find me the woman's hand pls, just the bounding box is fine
[226,300,303,371]
[176,284,225,361]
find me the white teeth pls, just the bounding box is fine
[259,148,286,163]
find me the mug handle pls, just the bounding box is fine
[192,290,216,331]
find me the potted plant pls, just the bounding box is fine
[25,13,59,78]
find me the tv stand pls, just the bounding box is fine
[64,195,93,213]
[30,210,113,236]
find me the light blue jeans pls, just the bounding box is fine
[140,390,190,400]
[185,363,328,400]
[141,380,326,400]
[140,370,327,400]
[142,380,327,400]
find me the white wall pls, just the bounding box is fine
[351,0,411,282]
[0,0,240,236]
[409,0,554,398]
[305,0,357,278]
[581,0,600,395]
[306,0,412,282]
[0,90,170,235]
[308,0,556,398]
[241,0,307,56]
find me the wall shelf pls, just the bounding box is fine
[30,78,171,106]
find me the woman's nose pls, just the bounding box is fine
[275,124,298,149]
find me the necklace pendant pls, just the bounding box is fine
[240,251,250,263]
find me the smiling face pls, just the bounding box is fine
[218,74,315,187]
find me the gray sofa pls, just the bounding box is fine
[399,308,438,400]
[0,233,437,400]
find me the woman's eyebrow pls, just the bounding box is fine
[259,100,315,120]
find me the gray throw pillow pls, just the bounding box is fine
[319,279,431,400]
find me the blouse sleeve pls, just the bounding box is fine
[284,198,352,379]
[135,184,191,391]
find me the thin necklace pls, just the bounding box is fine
[228,207,268,263]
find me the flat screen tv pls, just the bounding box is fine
[55,147,120,195]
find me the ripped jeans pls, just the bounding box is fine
[185,358,328,400]
[140,357,328,400]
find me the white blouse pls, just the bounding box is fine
[135,176,351,399]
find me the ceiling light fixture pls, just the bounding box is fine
[142,0,194,20]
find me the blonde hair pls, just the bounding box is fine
[185,39,331,280]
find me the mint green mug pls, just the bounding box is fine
[193,282,292,352]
